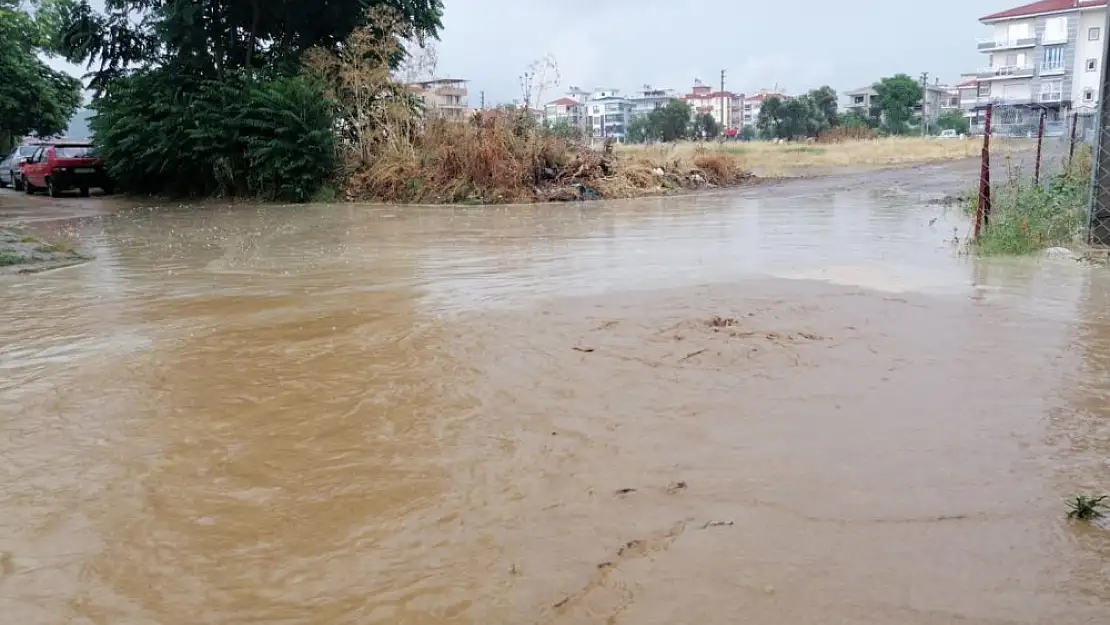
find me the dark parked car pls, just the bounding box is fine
[21,142,114,197]
[0,144,44,191]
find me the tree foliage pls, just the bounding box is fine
[47,0,443,200]
[625,100,692,143]
[934,109,970,135]
[0,0,83,149]
[755,88,838,141]
[873,74,922,135]
[54,0,444,92]
[92,69,337,200]
[694,112,719,139]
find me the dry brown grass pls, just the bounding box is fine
[343,112,755,203]
[619,137,1031,178]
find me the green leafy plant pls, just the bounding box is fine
[1066,495,1108,520]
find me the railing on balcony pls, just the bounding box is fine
[977,37,1037,50]
[1040,62,1067,76]
[977,65,1035,79]
[1039,91,1064,103]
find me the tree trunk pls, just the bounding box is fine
[245,0,260,70]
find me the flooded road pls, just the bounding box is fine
[2,159,1109,624]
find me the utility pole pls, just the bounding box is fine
[920,72,929,136]
[479,91,485,110]
[720,69,727,131]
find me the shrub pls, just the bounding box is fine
[972,148,1091,255]
[90,69,337,201]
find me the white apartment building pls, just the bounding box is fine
[582,88,632,142]
[972,0,1106,133]
[407,78,469,120]
[543,97,584,127]
[682,79,743,130]
[629,85,679,120]
[742,90,788,127]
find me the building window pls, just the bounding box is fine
[1043,45,1064,70]
[1088,58,1099,72]
[1044,16,1068,42]
[1084,88,1095,102]
[1041,80,1062,101]
[977,83,991,97]
[1090,27,1101,41]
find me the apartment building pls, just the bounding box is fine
[683,79,743,130]
[972,0,1106,133]
[843,86,877,115]
[582,88,633,142]
[629,85,679,120]
[543,97,584,128]
[742,90,789,127]
[407,78,469,120]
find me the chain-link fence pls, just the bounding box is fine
[969,103,1097,241]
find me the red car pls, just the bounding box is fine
[21,142,114,197]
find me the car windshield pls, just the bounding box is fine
[17,146,38,157]
[54,146,93,158]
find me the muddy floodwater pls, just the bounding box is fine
[2,159,1109,624]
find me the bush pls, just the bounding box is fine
[972,149,1090,255]
[90,69,337,201]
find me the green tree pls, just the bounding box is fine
[54,0,444,91]
[694,112,719,139]
[806,86,839,129]
[739,125,756,141]
[756,96,785,139]
[873,74,923,135]
[48,0,443,200]
[646,99,691,142]
[757,95,828,140]
[0,0,83,150]
[839,108,879,129]
[626,115,650,143]
[934,109,970,135]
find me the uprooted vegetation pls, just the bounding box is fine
[308,10,754,204]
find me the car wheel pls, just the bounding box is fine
[47,177,61,198]
[79,187,90,198]
[12,173,24,191]
[23,177,34,194]
[0,172,8,188]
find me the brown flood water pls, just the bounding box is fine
[2,160,1110,624]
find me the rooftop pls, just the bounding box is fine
[980,0,1105,22]
[545,97,580,107]
[408,78,468,86]
[683,91,739,99]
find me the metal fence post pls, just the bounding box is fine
[975,103,993,240]
[1069,111,1079,170]
[1035,108,1046,185]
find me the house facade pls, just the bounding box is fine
[407,78,469,120]
[629,86,679,120]
[543,97,584,129]
[682,79,743,130]
[742,91,789,127]
[582,88,632,142]
[972,0,1106,134]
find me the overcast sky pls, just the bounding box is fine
[49,0,1016,106]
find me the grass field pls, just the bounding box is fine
[618,137,1031,178]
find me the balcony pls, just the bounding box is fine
[977,65,1035,80]
[1039,91,1064,103]
[433,86,467,97]
[1040,62,1067,77]
[977,36,1037,51]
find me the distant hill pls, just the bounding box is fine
[63,108,93,140]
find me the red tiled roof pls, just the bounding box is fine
[956,79,979,88]
[981,0,1104,22]
[545,97,580,107]
[745,92,787,102]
